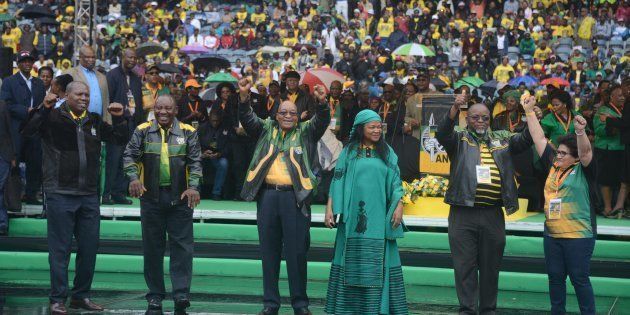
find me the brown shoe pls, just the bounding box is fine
[69,298,104,311]
[50,302,67,315]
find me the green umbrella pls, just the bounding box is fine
[204,72,238,83]
[392,43,435,57]
[0,14,14,22]
[454,76,485,89]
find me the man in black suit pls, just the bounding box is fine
[0,51,46,205]
[104,48,144,205]
[0,101,16,235]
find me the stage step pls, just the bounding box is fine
[1,252,629,314]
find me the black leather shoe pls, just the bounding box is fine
[50,302,67,315]
[147,298,162,311]
[0,226,8,236]
[174,298,190,314]
[113,197,133,205]
[101,196,115,205]
[69,298,104,311]
[293,307,312,315]
[25,197,43,205]
[258,307,279,315]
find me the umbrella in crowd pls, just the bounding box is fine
[509,75,538,88]
[37,16,60,26]
[180,44,210,55]
[156,63,182,74]
[541,77,570,88]
[454,76,485,89]
[479,80,500,96]
[430,77,448,90]
[136,42,164,57]
[16,5,55,18]
[204,72,238,83]
[192,55,231,72]
[259,45,292,54]
[392,43,435,57]
[300,68,344,94]
[0,14,14,22]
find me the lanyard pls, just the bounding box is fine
[508,111,521,132]
[188,100,199,113]
[267,96,274,111]
[609,103,622,116]
[553,162,577,194]
[329,98,338,117]
[553,111,572,133]
[382,102,390,120]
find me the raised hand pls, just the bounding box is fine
[108,102,125,116]
[43,93,58,109]
[521,95,537,113]
[313,84,327,103]
[238,78,252,101]
[574,115,587,131]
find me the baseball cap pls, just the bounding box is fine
[185,79,201,89]
[17,51,34,62]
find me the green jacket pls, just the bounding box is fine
[540,110,579,146]
[593,105,624,151]
[123,118,203,203]
[238,97,330,213]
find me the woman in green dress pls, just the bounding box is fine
[324,109,407,315]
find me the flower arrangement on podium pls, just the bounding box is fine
[402,175,450,216]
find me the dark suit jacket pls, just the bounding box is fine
[106,66,144,129]
[0,72,46,155]
[280,89,316,121]
[0,101,16,162]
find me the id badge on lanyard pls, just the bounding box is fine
[476,165,492,184]
[548,198,562,220]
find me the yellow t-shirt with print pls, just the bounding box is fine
[377,19,394,38]
[2,33,18,52]
[251,13,266,25]
[493,64,514,83]
[534,47,553,60]
[236,11,248,24]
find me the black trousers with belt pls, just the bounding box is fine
[140,188,194,302]
[46,193,100,303]
[257,187,310,310]
[448,205,506,315]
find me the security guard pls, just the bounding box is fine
[237,78,329,315]
[123,95,202,315]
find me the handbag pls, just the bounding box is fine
[4,167,23,211]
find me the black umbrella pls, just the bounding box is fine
[192,55,230,72]
[17,5,55,19]
[157,63,182,74]
[430,77,448,90]
[136,42,164,57]
[479,80,500,96]
[37,16,59,26]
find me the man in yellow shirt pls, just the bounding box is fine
[553,19,574,38]
[377,15,394,41]
[251,6,266,26]
[577,8,596,47]
[1,27,18,53]
[534,41,553,62]
[493,57,515,83]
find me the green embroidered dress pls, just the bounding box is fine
[325,144,408,315]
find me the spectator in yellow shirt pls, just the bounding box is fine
[493,57,515,83]
[236,5,248,24]
[577,8,596,45]
[0,0,8,14]
[552,19,574,38]
[534,41,553,61]
[1,27,18,53]
[377,15,394,39]
[251,7,266,26]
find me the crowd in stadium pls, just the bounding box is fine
[0,0,629,314]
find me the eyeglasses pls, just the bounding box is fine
[147,72,159,75]
[468,115,490,122]
[277,111,298,117]
[556,150,569,158]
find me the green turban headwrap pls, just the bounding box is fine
[502,89,522,102]
[350,109,381,139]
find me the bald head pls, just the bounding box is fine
[79,45,96,70]
[66,81,88,95]
[466,103,490,134]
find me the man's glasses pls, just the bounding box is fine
[277,111,298,117]
[468,115,490,122]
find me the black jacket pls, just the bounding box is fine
[177,94,209,125]
[123,119,202,204]
[106,66,145,132]
[0,101,16,162]
[22,103,127,195]
[435,113,533,214]
[198,120,231,157]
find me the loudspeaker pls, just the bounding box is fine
[0,48,13,79]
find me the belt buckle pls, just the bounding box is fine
[274,185,282,191]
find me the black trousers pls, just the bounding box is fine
[21,135,42,198]
[140,188,193,302]
[104,142,128,199]
[257,189,310,309]
[231,140,255,197]
[448,205,506,315]
[46,193,100,303]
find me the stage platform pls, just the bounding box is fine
[16,200,630,237]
